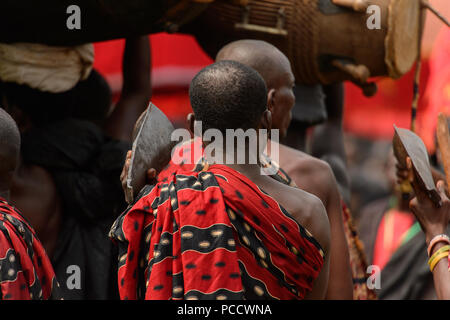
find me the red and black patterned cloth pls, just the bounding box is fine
[260,153,377,300]
[0,198,61,300]
[109,139,325,300]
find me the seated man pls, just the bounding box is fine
[110,60,330,300]
[216,40,377,299]
[0,108,60,300]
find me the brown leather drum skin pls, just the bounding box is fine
[182,0,422,90]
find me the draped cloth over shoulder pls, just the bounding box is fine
[109,138,324,300]
[0,198,61,300]
[260,153,377,300]
[0,42,94,93]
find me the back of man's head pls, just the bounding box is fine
[216,40,289,89]
[189,60,268,134]
[0,108,20,190]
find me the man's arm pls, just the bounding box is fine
[408,156,450,300]
[311,83,351,204]
[429,242,450,300]
[290,159,353,299]
[299,193,331,300]
[104,36,152,142]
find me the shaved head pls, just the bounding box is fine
[216,40,296,138]
[0,108,20,193]
[189,60,268,134]
[216,40,293,89]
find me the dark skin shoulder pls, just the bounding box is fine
[269,141,353,299]
[232,165,331,300]
[10,163,62,257]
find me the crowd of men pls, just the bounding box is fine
[0,36,449,300]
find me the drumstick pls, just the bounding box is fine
[331,60,370,83]
[421,0,450,27]
[397,4,426,195]
[331,0,369,12]
[436,113,450,189]
[410,7,426,133]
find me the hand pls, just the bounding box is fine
[396,162,409,185]
[121,150,158,204]
[407,157,450,243]
[120,150,132,203]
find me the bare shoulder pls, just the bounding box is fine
[278,143,334,181]
[277,182,331,253]
[276,143,337,204]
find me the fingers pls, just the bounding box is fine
[409,197,418,213]
[436,180,450,202]
[396,163,409,178]
[406,158,431,204]
[120,152,132,180]
[121,150,133,203]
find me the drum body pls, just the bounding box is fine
[0,0,212,46]
[183,0,422,88]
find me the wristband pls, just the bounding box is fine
[427,234,450,257]
[429,251,449,272]
[428,245,450,265]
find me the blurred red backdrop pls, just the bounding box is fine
[93,19,450,152]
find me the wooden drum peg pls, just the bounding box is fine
[331,0,369,12]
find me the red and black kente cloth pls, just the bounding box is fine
[0,198,61,300]
[109,139,325,300]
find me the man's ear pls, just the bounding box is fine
[267,89,276,113]
[186,113,196,137]
[260,109,272,131]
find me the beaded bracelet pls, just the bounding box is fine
[427,234,450,257]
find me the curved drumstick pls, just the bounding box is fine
[436,113,450,189]
[421,0,450,27]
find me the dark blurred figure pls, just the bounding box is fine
[358,150,447,299]
[0,36,151,299]
[284,83,350,205]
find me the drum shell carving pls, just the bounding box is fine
[183,0,421,86]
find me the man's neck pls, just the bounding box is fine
[226,163,263,180]
[203,144,264,179]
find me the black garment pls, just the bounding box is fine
[358,198,450,300]
[21,119,129,299]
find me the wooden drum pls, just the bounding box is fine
[183,0,423,96]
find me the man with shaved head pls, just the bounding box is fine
[0,108,61,300]
[217,39,375,300]
[111,60,331,300]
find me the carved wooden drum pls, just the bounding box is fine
[183,0,423,95]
